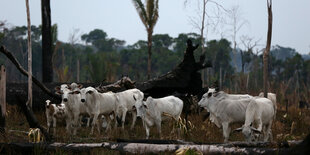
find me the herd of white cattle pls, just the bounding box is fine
[45,82,277,142]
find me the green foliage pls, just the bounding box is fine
[87,52,120,82]
[2,24,310,95]
[81,29,125,52]
[81,29,107,44]
[132,0,159,30]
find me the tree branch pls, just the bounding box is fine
[0,46,61,101]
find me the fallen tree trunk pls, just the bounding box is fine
[0,141,302,154]
[16,95,51,142]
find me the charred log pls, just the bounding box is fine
[136,39,211,98]
[95,76,136,93]
[16,95,51,142]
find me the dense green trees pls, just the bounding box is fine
[1,26,310,94]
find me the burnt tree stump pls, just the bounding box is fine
[136,39,211,98]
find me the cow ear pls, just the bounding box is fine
[55,86,60,91]
[143,103,148,109]
[133,95,137,101]
[55,91,63,95]
[147,96,153,101]
[132,105,136,111]
[233,127,243,133]
[250,127,262,134]
[78,84,83,89]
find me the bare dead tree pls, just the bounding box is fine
[68,28,82,82]
[226,5,248,70]
[25,0,32,109]
[0,46,61,101]
[185,0,226,86]
[239,35,261,73]
[263,0,273,97]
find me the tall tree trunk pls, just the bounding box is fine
[147,30,153,80]
[219,66,222,90]
[41,0,53,83]
[26,0,32,109]
[77,59,80,82]
[200,0,207,87]
[0,65,6,137]
[263,0,273,97]
[241,51,245,73]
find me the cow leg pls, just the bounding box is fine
[47,117,51,134]
[155,120,162,139]
[52,117,57,135]
[105,115,112,132]
[257,118,263,131]
[65,113,73,134]
[265,121,273,142]
[130,111,137,130]
[114,114,119,129]
[91,114,99,135]
[222,122,230,143]
[72,112,80,135]
[121,108,128,130]
[79,115,83,127]
[96,116,101,134]
[145,124,150,139]
[86,117,91,127]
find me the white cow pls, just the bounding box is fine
[55,83,87,135]
[135,96,183,139]
[115,88,144,130]
[45,100,66,135]
[198,88,253,142]
[234,97,276,142]
[259,92,277,118]
[79,87,118,134]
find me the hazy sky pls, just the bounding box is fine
[0,0,310,54]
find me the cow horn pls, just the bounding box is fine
[250,127,262,134]
[233,127,243,133]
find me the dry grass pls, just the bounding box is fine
[2,100,309,145]
[1,97,310,154]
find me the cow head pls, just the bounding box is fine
[134,96,150,118]
[234,124,262,142]
[45,100,51,108]
[78,87,96,103]
[70,82,83,92]
[198,87,218,108]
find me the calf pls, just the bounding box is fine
[79,87,118,134]
[198,88,253,142]
[45,100,66,135]
[235,97,276,142]
[135,96,183,139]
[115,88,144,130]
